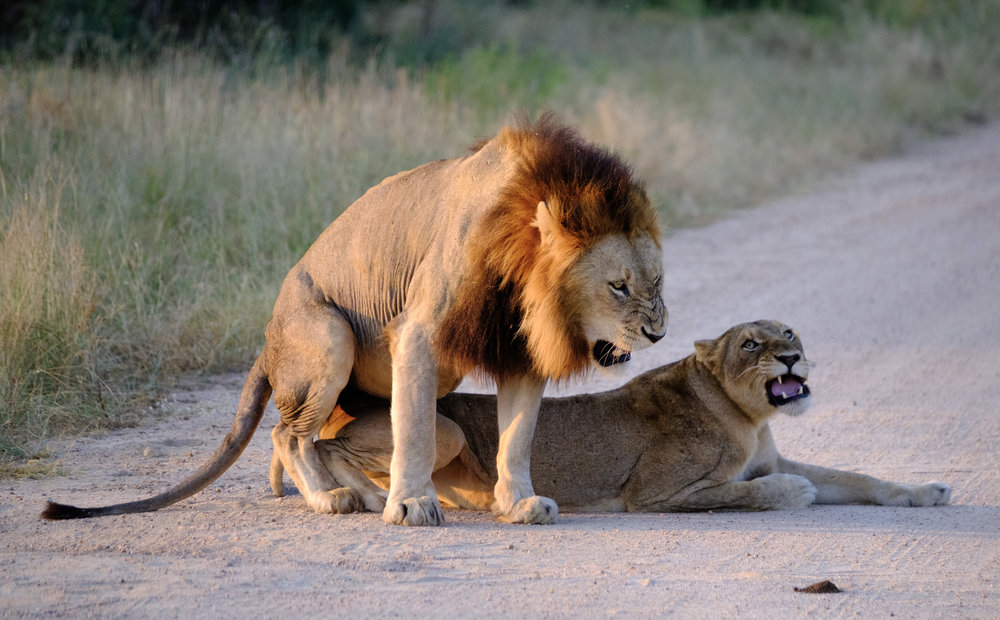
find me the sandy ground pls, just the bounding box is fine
[3,124,1000,618]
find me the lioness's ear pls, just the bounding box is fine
[694,338,720,373]
[532,201,560,247]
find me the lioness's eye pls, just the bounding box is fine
[742,340,759,351]
[783,330,795,341]
[609,281,630,297]
[652,275,662,289]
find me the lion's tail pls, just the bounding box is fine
[41,357,272,520]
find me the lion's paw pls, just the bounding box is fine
[757,473,817,509]
[496,495,558,525]
[308,487,363,514]
[885,482,952,507]
[382,496,444,526]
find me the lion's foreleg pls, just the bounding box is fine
[382,320,444,526]
[492,375,557,524]
[774,457,952,506]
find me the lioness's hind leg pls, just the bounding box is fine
[311,411,471,513]
[269,446,285,497]
[271,424,363,514]
[314,440,388,513]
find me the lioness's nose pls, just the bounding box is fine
[641,326,664,344]
[776,353,800,370]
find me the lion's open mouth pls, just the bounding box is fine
[766,374,810,406]
[593,340,631,367]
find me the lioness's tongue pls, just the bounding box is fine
[770,376,803,399]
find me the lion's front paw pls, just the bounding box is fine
[382,496,444,526]
[886,482,952,507]
[307,487,363,514]
[495,495,558,524]
[757,473,817,509]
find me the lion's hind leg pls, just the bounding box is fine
[266,303,362,514]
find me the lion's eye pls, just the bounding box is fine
[742,339,760,352]
[652,275,662,289]
[609,281,630,297]
[783,330,795,341]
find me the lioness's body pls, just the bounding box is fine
[43,116,665,525]
[293,321,951,512]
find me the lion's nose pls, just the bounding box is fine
[641,326,664,344]
[776,353,800,371]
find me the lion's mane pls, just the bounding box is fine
[434,114,661,382]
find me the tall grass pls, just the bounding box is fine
[2,0,999,463]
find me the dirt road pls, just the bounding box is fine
[3,124,999,618]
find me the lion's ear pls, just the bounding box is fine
[694,338,720,373]
[532,201,561,247]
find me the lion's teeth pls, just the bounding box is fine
[798,386,804,395]
[777,376,783,384]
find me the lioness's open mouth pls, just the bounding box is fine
[593,340,631,367]
[766,374,810,406]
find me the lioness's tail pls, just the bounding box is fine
[41,357,272,520]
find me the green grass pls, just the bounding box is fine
[2,0,999,467]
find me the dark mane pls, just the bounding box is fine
[434,113,659,382]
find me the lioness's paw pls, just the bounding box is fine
[757,473,817,509]
[361,490,388,514]
[495,495,558,525]
[915,482,952,506]
[382,496,444,526]
[308,487,363,514]
[885,482,952,507]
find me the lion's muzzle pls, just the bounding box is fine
[593,340,632,367]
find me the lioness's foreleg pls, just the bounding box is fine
[492,375,558,524]
[267,305,360,514]
[633,474,818,512]
[773,457,952,506]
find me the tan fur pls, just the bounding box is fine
[281,321,951,513]
[43,114,665,525]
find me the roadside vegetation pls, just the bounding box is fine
[2,0,999,469]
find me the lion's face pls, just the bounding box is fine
[695,320,812,419]
[566,234,667,369]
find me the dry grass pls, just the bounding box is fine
[2,0,999,465]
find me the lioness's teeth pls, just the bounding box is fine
[777,376,783,384]
[798,386,804,395]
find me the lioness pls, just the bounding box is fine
[272,320,951,512]
[43,114,665,525]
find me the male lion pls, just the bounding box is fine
[273,320,951,512]
[42,114,666,526]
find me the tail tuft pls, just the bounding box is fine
[41,501,93,520]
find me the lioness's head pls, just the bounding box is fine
[694,320,812,419]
